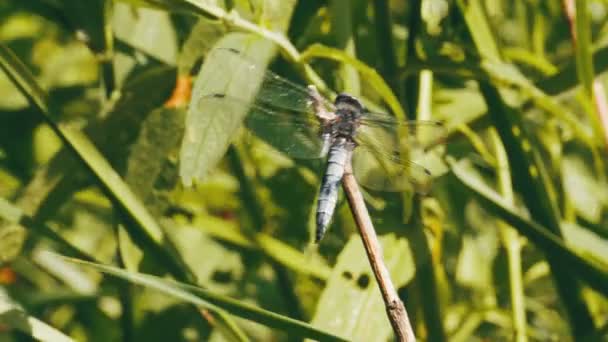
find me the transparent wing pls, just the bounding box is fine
[196,48,335,158]
[353,111,446,193]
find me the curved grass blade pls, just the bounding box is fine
[456,0,596,334]
[59,254,348,342]
[450,158,608,297]
[0,43,194,283]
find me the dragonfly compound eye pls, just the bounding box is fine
[334,93,364,112]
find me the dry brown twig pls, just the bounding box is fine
[341,156,416,342]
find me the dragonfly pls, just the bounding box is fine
[194,47,445,242]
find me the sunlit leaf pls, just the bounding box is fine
[180,33,276,186]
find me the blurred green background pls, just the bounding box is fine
[0,0,607,341]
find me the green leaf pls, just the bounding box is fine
[0,196,96,262]
[0,288,74,342]
[455,202,499,289]
[180,33,276,186]
[574,0,594,98]
[114,4,178,66]
[186,215,332,280]
[561,221,608,265]
[450,158,608,297]
[455,0,500,61]
[114,0,208,14]
[0,43,194,282]
[561,154,608,223]
[59,253,348,341]
[536,45,608,95]
[311,234,414,340]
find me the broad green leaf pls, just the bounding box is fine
[125,107,185,216]
[114,4,178,66]
[311,234,414,340]
[167,224,243,292]
[178,18,226,74]
[562,154,608,223]
[455,202,499,289]
[60,254,348,341]
[180,33,276,186]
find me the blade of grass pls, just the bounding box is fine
[490,130,527,342]
[59,254,348,342]
[0,44,251,341]
[408,70,447,342]
[456,1,596,337]
[479,78,595,340]
[0,43,194,283]
[562,0,608,155]
[450,158,608,297]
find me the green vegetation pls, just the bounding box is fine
[1,0,607,341]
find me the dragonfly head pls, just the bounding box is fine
[334,93,364,118]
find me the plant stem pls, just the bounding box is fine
[373,0,399,92]
[491,129,527,342]
[342,158,415,342]
[181,0,329,93]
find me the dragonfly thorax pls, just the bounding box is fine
[332,93,364,139]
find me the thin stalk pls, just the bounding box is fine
[479,82,595,339]
[342,158,415,342]
[373,0,399,92]
[402,0,423,119]
[410,70,447,342]
[490,129,527,342]
[408,197,445,342]
[100,0,115,99]
[562,0,608,154]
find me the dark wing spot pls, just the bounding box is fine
[342,271,353,280]
[211,93,226,99]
